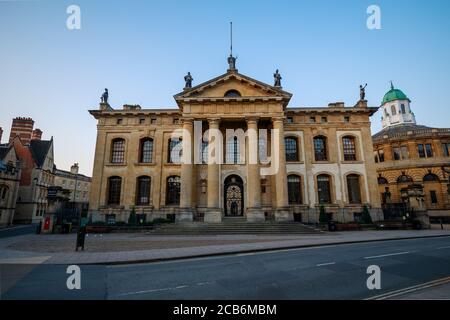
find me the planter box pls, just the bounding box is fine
[86,226,112,233]
[336,223,361,231]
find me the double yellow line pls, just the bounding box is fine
[366,276,450,300]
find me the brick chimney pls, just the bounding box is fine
[70,163,79,175]
[31,128,43,141]
[0,127,3,143]
[9,117,34,145]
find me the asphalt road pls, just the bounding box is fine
[2,236,450,300]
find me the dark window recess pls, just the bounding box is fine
[287,175,302,204]
[107,176,122,205]
[136,176,151,205]
[166,176,180,205]
[317,174,331,204]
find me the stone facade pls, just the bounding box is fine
[0,145,21,226]
[373,85,450,218]
[89,67,381,224]
[54,163,91,206]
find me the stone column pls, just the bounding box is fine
[179,118,195,222]
[246,117,264,222]
[272,117,293,221]
[205,118,222,223]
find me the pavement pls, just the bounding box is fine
[1,236,450,299]
[0,229,450,265]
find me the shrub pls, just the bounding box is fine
[362,204,373,224]
[128,207,137,226]
[319,205,329,223]
[152,218,173,224]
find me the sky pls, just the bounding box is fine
[0,0,449,176]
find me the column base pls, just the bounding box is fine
[204,208,222,223]
[246,208,265,222]
[275,207,293,222]
[176,208,195,222]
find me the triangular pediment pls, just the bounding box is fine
[174,71,292,102]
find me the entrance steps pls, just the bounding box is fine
[148,220,321,235]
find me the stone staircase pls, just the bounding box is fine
[148,218,321,235]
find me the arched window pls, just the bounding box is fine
[401,104,406,114]
[224,89,241,97]
[377,177,388,185]
[140,138,153,163]
[287,175,302,204]
[317,174,332,204]
[107,176,122,205]
[111,138,125,163]
[314,136,328,161]
[166,176,180,205]
[136,176,151,205]
[391,105,397,115]
[285,137,299,162]
[226,136,242,164]
[423,173,439,182]
[397,174,413,183]
[347,174,362,204]
[168,138,182,163]
[342,136,357,161]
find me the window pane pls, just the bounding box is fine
[378,149,385,162]
[426,144,433,157]
[285,137,299,162]
[136,176,151,205]
[111,139,125,163]
[287,175,302,204]
[168,139,182,163]
[343,137,356,161]
[314,137,327,161]
[317,175,331,204]
[418,144,425,158]
[393,147,401,160]
[442,143,450,157]
[347,175,361,204]
[140,139,153,163]
[201,141,208,164]
[108,177,121,205]
[226,137,241,164]
[166,176,180,205]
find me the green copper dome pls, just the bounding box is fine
[382,82,410,105]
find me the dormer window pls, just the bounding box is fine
[224,89,241,97]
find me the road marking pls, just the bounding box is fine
[437,245,450,250]
[316,262,336,267]
[364,251,411,259]
[115,281,213,297]
[365,276,450,300]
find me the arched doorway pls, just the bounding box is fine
[224,175,244,217]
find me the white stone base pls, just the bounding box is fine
[275,208,293,222]
[176,208,194,222]
[246,208,265,222]
[204,209,222,223]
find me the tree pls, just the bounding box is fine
[128,207,137,225]
[319,205,328,223]
[362,204,373,224]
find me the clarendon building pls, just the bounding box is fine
[89,58,381,224]
[373,83,450,218]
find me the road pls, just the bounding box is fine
[2,236,450,299]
